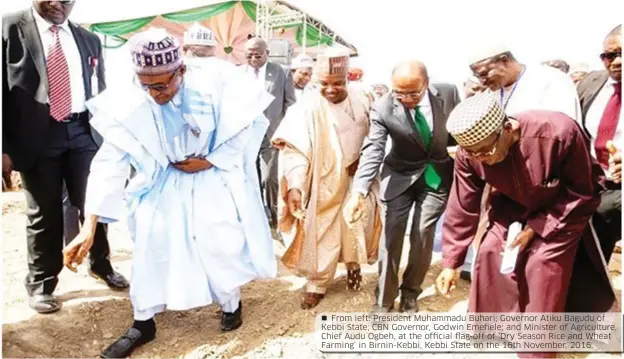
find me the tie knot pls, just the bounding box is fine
[50,25,60,34]
[614,83,622,96]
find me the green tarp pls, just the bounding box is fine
[89,1,333,48]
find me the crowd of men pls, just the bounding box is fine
[2,1,622,358]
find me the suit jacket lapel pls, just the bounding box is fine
[581,72,609,124]
[393,100,426,152]
[69,22,91,101]
[264,62,275,92]
[428,86,447,152]
[19,10,48,102]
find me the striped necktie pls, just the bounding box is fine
[47,25,72,121]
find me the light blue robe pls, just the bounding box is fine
[84,64,276,319]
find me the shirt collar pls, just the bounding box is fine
[32,7,71,34]
[410,89,431,111]
[606,77,618,87]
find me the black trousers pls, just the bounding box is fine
[375,176,448,307]
[592,185,622,264]
[21,114,112,296]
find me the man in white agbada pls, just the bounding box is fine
[290,53,314,100]
[63,29,276,358]
[468,38,581,120]
[183,22,217,61]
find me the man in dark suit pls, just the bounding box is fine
[346,61,460,312]
[577,24,621,263]
[2,0,129,314]
[243,37,296,230]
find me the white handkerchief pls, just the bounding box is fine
[500,222,523,274]
[91,73,99,98]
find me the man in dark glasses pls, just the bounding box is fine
[576,24,621,264]
[243,37,296,238]
[3,0,129,314]
[62,29,277,358]
[468,40,581,121]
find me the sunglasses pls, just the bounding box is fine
[465,128,503,158]
[600,51,621,62]
[135,69,181,92]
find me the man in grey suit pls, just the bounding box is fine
[346,61,460,312]
[244,38,296,229]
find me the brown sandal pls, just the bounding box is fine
[301,292,325,309]
[347,268,362,291]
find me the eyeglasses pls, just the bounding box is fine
[58,0,75,6]
[245,54,265,60]
[392,86,427,100]
[465,128,503,158]
[135,69,181,92]
[600,51,622,62]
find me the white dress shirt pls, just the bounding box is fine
[245,62,267,86]
[409,90,434,132]
[33,8,86,113]
[584,78,622,159]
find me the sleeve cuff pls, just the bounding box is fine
[441,255,465,270]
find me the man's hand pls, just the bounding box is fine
[436,268,459,297]
[510,226,535,251]
[347,159,359,177]
[63,229,96,272]
[287,188,304,219]
[607,141,621,184]
[172,157,213,173]
[2,154,13,174]
[344,192,365,224]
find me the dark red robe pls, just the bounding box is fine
[442,110,616,332]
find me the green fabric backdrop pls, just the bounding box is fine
[89,1,333,48]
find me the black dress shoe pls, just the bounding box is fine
[399,297,419,313]
[100,326,155,358]
[460,270,472,282]
[221,301,243,332]
[89,269,130,290]
[29,294,61,314]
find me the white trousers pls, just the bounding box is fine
[133,289,241,321]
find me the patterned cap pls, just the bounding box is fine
[129,28,182,76]
[291,53,314,69]
[316,47,350,76]
[184,23,217,47]
[446,93,506,147]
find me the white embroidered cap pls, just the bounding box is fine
[466,35,511,65]
[184,23,217,47]
[446,93,506,147]
[291,53,314,69]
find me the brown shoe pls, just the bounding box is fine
[301,292,325,309]
[347,268,362,291]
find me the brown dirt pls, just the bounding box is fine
[2,191,621,358]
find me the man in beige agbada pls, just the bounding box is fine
[272,48,381,309]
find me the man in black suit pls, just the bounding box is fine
[2,0,129,314]
[576,24,621,263]
[346,61,460,312]
[243,38,296,231]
